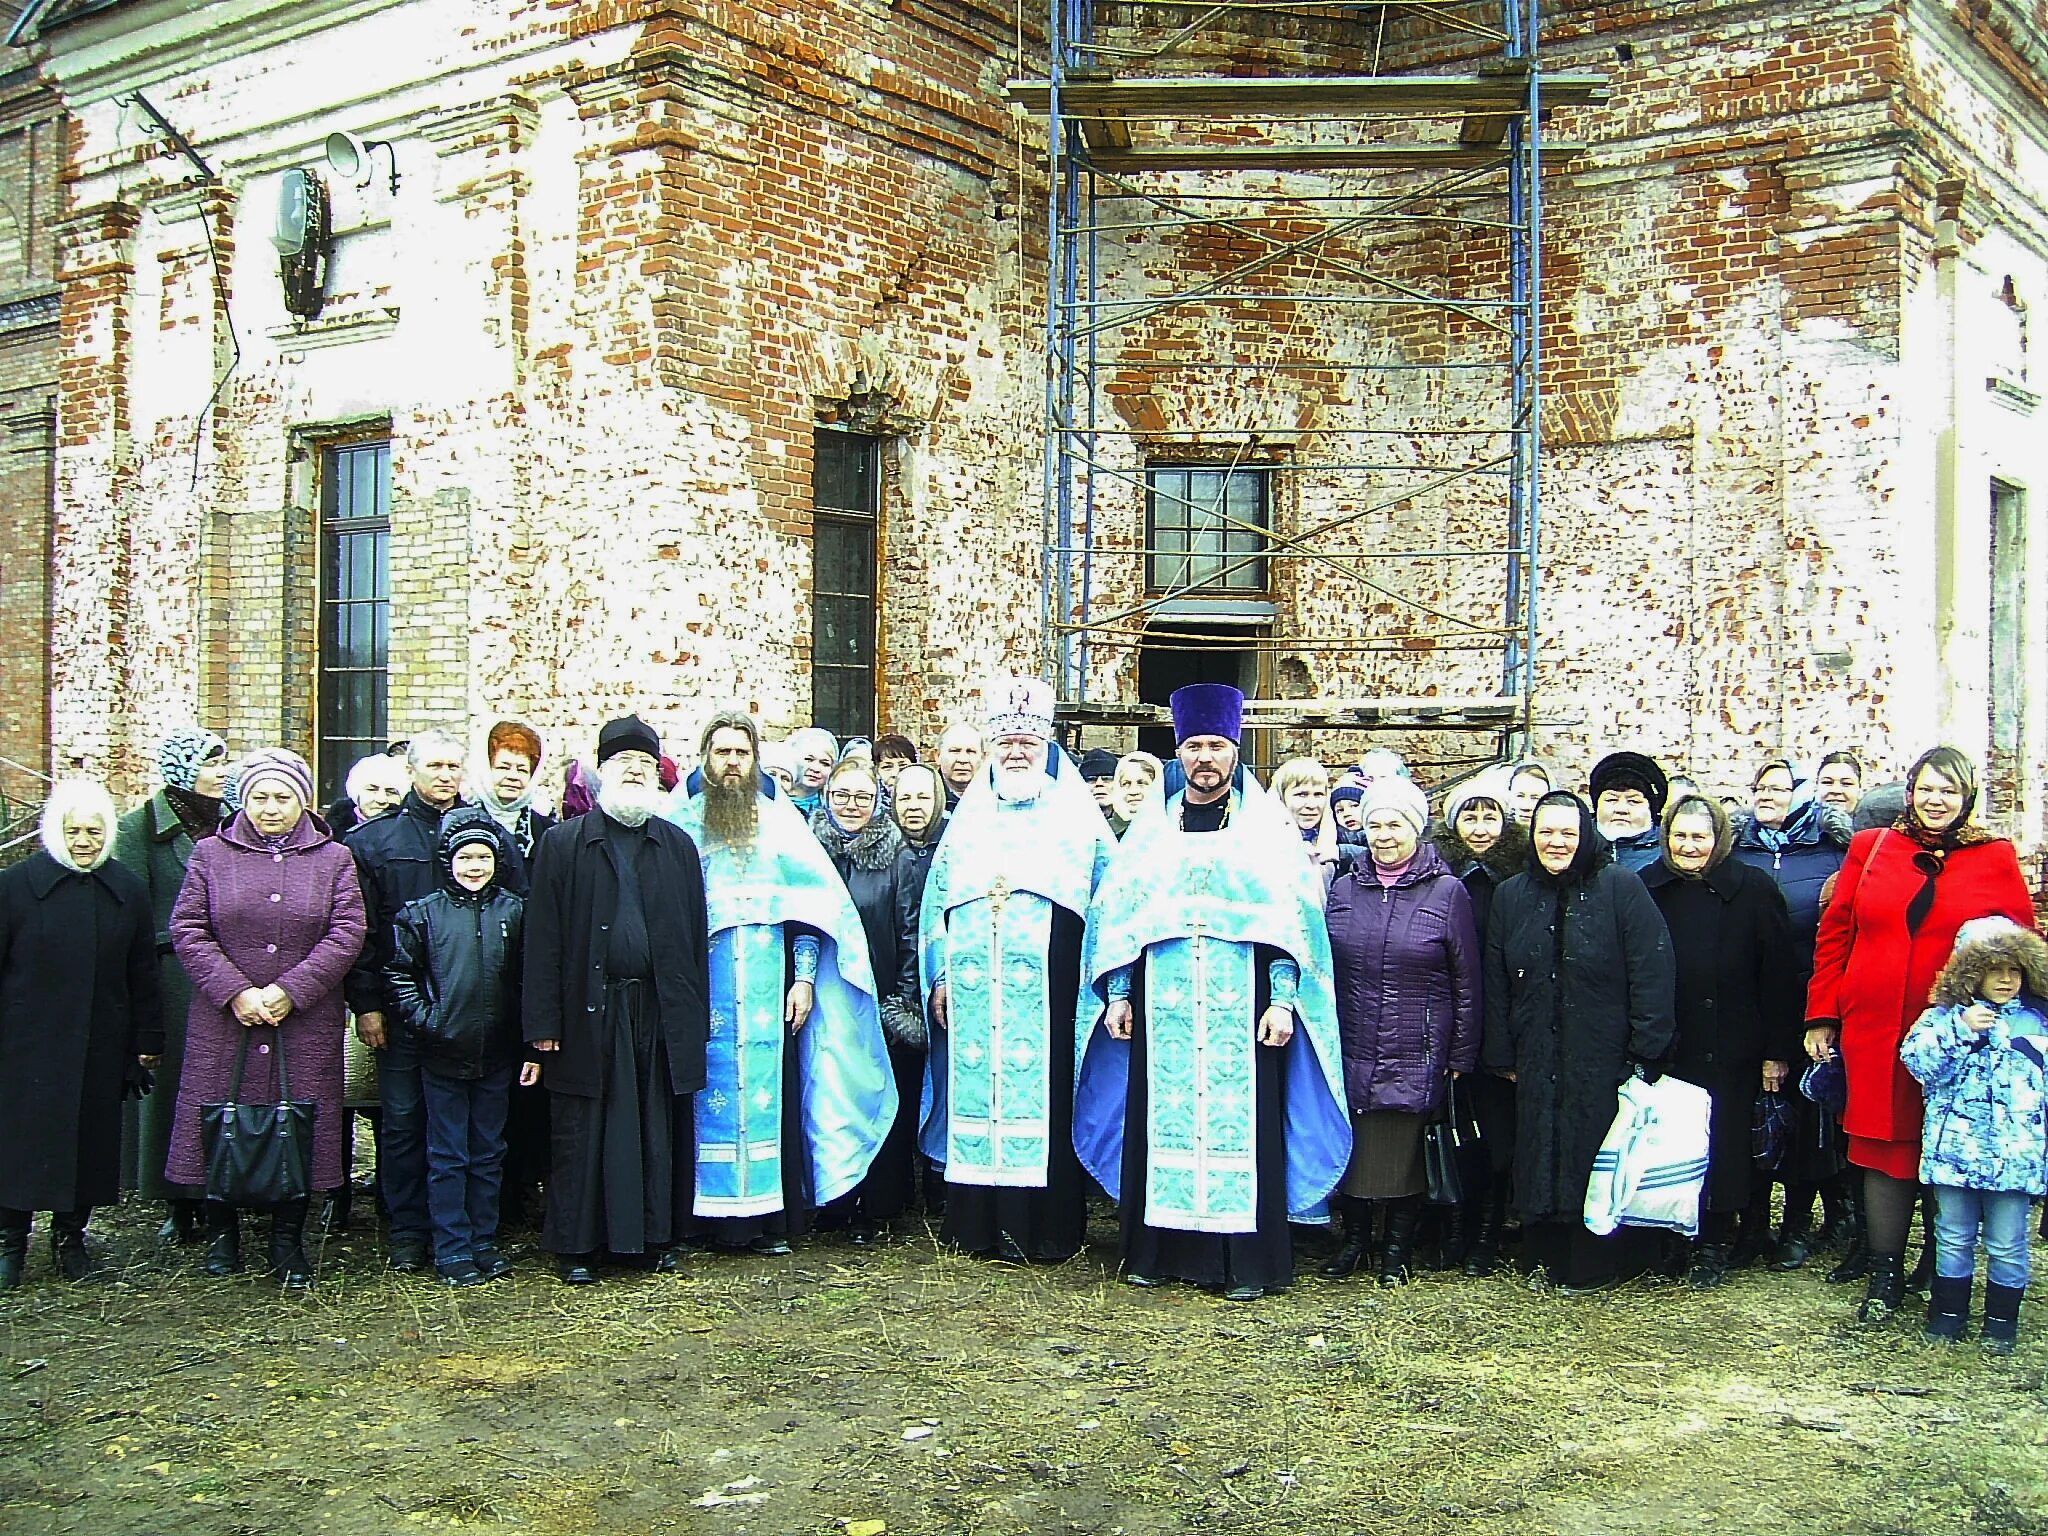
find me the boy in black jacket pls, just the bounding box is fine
[387,808,532,1286]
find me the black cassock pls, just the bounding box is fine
[524,812,709,1259]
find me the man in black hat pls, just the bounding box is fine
[1589,750,1669,872]
[1077,747,1121,831]
[523,715,711,1284]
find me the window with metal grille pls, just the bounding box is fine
[1145,466,1270,595]
[317,440,391,805]
[812,429,881,740]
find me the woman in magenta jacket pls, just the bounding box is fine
[1320,775,1481,1286]
[1805,745,2035,1323]
[168,749,367,1290]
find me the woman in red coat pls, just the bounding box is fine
[1804,746,2035,1323]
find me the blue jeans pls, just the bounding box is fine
[375,1036,430,1244]
[1932,1185,2034,1290]
[420,1065,515,1266]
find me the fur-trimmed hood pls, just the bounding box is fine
[1930,917,2048,1008]
[809,805,905,871]
[1431,817,1529,883]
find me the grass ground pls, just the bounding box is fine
[1,1202,2044,1536]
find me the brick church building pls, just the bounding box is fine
[4,0,2046,862]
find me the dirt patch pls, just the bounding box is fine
[1,1205,2044,1535]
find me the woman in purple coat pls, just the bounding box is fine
[169,749,367,1289]
[1320,775,1482,1285]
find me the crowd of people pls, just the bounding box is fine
[0,686,2041,1356]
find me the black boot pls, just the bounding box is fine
[1432,1201,1473,1272]
[1815,1176,1854,1248]
[1379,1197,1421,1287]
[0,1210,27,1291]
[1320,1198,1372,1280]
[1826,1195,1871,1284]
[1857,1254,1907,1324]
[202,1202,243,1277]
[318,1189,351,1233]
[1688,1241,1732,1290]
[1923,1274,1971,1343]
[1981,1283,2025,1356]
[1462,1187,1507,1277]
[1771,1193,1816,1271]
[50,1211,91,1283]
[1902,1190,1937,1293]
[157,1198,203,1245]
[269,1200,313,1290]
[1728,1191,1773,1269]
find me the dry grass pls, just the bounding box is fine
[1,1202,2044,1535]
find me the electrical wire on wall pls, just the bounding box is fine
[117,91,240,489]
[189,192,242,490]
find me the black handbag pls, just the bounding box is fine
[201,1032,316,1207]
[1422,1079,1485,1206]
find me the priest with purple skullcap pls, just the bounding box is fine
[1074,684,1350,1300]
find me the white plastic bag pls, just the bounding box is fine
[1583,1073,1713,1238]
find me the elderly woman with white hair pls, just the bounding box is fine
[169,748,366,1289]
[0,780,164,1288]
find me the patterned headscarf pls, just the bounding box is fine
[158,726,227,794]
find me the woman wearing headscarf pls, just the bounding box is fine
[810,756,922,1242]
[168,749,368,1289]
[1804,745,2036,1324]
[114,726,228,1244]
[1642,793,1802,1287]
[1321,774,1480,1285]
[1728,757,1854,1271]
[0,782,163,1288]
[1483,791,1676,1293]
[1431,768,1527,1274]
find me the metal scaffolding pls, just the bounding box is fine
[1012,1,1605,758]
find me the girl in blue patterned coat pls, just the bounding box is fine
[1899,917,2048,1353]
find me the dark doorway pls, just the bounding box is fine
[1136,620,1264,762]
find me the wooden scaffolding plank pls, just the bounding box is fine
[1057,697,1526,729]
[1006,73,1609,118]
[1078,142,1585,173]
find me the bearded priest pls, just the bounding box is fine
[666,710,896,1255]
[1075,684,1351,1300]
[918,678,1115,1263]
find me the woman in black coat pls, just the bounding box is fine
[1728,758,1855,1271]
[1482,791,1676,1293]
[1431,769,1529,1274]
[811,759,923,1241]
[0,782,164,1287]
[1641,794,1802,1288]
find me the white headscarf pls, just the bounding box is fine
[39,779,119,872]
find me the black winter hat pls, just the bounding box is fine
[1078,748,1120,781]
[1589,750,1669,820]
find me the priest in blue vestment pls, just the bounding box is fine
[918,678,1116,1262]
[667,710,896,1254]
[1075,684,1351,1299]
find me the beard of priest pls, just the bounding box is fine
[596,755,665,827]
[701,725,761,847]
[1177,732,1237,821]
